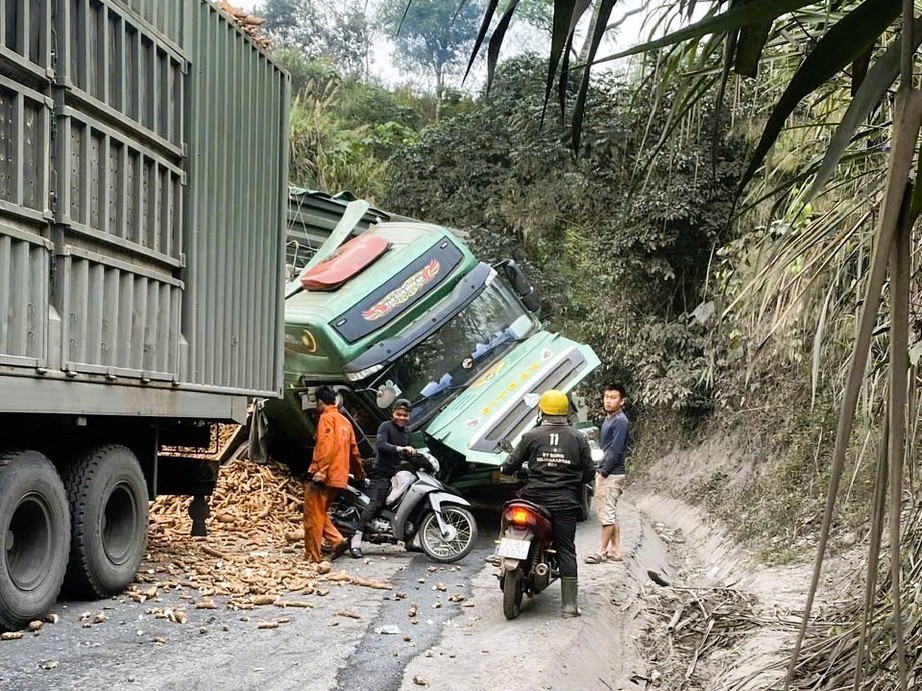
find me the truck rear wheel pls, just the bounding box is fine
[0,450,70,631]
[63,445,149,598]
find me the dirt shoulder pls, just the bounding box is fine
[398,500,661,691]
[399,485,859,691]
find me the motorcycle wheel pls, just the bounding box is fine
[418,506,478,563]
[502,569,524,620]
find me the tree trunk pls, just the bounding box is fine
[434,65,444,123]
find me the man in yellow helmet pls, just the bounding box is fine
[500,389,595,617]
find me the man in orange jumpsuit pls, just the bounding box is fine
[304,385,364,563]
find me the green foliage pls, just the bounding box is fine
[383,55,747,413]
[259,0,371,77]
[278,43,476,200]
[378,0,483,97]
[288,88,394,200]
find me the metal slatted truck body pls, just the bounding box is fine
[0,0,289,629]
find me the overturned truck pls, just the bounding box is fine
[0,0,288,629]
[258,191,600,515]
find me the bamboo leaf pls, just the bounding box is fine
[806,17,922,201]
[464,0,501,83]
[811,281,836,408]
[734,21,772,77]
[558,35,574,123]
[887,183,911,691]
[593,0,818,66]
[909,129,922,223]
[486,0,521,89]
[557,0,592,121]
[851,46,873,95]
[396,0,413,36]
[785,90,922,689]
[571,0,617,150]
[740,0,901,193]
[543,0,578,123]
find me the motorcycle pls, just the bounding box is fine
[495,499,557,619]
[330,451,478,563]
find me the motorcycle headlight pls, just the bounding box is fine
[420,452,440,475]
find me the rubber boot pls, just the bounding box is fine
[561,577,580,618]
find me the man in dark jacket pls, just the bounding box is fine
[501,389,595,617]
[349,399,416,558]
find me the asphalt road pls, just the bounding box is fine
[0,511,500,691]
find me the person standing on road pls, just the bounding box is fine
[304,385,364,564]
[350,399,415,558]
[586,383,630,564]
[501,390,595,618]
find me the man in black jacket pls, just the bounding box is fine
[349,399,415,558]
[501,389,595,617]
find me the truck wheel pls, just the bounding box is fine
[0,450,70,631]
[63,445,149,598]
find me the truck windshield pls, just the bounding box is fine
[369,277,538,427]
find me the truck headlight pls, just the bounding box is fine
[345,364,384,382]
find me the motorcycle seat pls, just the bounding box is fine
[386,470,416,506]
[504,499,552,521]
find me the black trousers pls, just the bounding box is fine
[550,508,579,578]
[357,477,391,532]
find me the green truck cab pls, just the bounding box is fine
[261,192,600,505]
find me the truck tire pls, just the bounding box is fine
[0,450,70,631]
[62,445,149,598]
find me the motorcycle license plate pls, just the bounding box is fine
[497,537,531,560]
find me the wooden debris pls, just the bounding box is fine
[214,1,271,49]
[257,621,280,630]
[144,458,392,626]
[202,546,229,560]
[28,621,43,632]
[275,601,313,609]
[352,576,392,590]
[44,613,59,624]
[1,632,23,641]
[335,610,361,620]
[640,583,759,689]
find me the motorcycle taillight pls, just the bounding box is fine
[508,507,532,527]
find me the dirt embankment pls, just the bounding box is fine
[398,436,864,691]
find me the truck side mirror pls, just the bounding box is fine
[376,384,398,409]
[501,260,540,313]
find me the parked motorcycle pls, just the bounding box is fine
[495,498,558,619]
[330,451,478,563]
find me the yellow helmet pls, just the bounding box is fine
[538,389,569,416]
